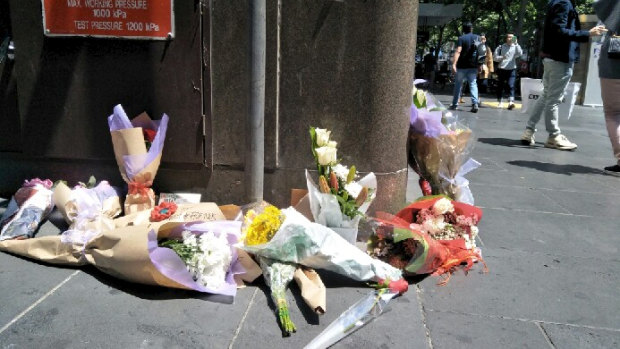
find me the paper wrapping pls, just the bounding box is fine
[108,105,168,214]
[0,221,246,296]
[305,170,377,244]
[52,181,122,235]
[294,267,326,314]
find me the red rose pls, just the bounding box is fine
[143,128,157,143]
[377,278,409,294]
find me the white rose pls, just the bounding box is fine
[315,128,331,147]
[344,182,363,199]
[432,198,454,215]
[327,140,337,148]
[316,146,337,165]
[470,226,479,238]
[332,164,350,181]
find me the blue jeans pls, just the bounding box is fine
[526,58,573,136]
[452,68,479,107]
[496,68,516,101]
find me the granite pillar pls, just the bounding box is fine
[209,0,418,214]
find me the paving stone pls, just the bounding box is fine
[539,190,620,217]
[469,184,570,214]
[418,247,620,329]
[478,208,620,260]
[231,274,428,349]
[425,310,550,349]
[0,253,76,327]
[541,323,620,348]
[0,269,255,348]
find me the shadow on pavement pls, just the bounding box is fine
[81,265,235,304]
[478,137,535,148]
[507,160,606,175]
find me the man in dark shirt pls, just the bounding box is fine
[520,0,606,150]
[449,22,484,113]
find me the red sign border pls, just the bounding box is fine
[41,0,175,40]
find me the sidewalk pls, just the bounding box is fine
[1,95,619,348]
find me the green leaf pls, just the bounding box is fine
[86,175,97,188]
[309,127,318,158]
[346,165,356,184]
[413,89,427,109]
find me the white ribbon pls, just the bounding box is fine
[439,158,481,205]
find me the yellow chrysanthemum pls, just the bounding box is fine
[244,206,283,246]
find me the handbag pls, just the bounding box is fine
[609,33,620,59]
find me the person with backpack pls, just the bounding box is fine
[494,33,523,110]
[449,22,486,113]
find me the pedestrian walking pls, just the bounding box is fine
[494,33,523,110]
[593,0,620,173]
[520,0,607,150]
[449,22,485,113]
[478,34,494,95]
[424,48,437,91]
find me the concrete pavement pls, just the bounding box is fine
[1,93,619,348]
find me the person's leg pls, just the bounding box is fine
[601,78,620,167]
[496,69,506,102]
[451,69,465,107]
[467,69,479,106]
[526,60,552,131]
[542,60,572,136]
[507,69,516,106]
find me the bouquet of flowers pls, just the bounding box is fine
[52,179,122,237]
[407,84,480,204]
[241,203,405,335]
[108,104,169,214]
[0,212,253,297]
[372,196,486,284]
[307,127,377,243]
[0,179,54,241]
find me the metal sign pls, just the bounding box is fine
[41,0,174,40]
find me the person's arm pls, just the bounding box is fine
[452,46,461,73]
[494,45,502,61]
[549,1,601,42]
[515,44,523,58]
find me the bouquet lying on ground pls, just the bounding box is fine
[307,127,377,243]
[0,209,255,298]
[0,179,54,241]
[108,104,169,214]
[368,196,486,284]
[407,83,480,204]
[53,179,122,237]
[242,203,405,336]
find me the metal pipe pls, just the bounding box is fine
[246,0,266,202]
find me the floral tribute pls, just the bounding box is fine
[159,230,233,290]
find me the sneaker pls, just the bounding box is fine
[507,103,515,110]
[604,164,620,173]
[448,105,457,110]
[498,100,504,108]
[544,134,577,150]
[459,98,465,104]
[520,128,535,145]
[471,104,479,113]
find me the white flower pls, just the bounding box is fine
[432,198,454,215]
[315,128,331,147]
[344,182,363,199]
[470,225,479,238]
[422,216,446,235]
[316,146,337,166]
[327,140,337,148]
[332,164,350,181]
[182,231,233,290]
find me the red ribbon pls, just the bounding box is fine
[128,181,152,196]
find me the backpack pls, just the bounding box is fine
[467,36,487,67]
